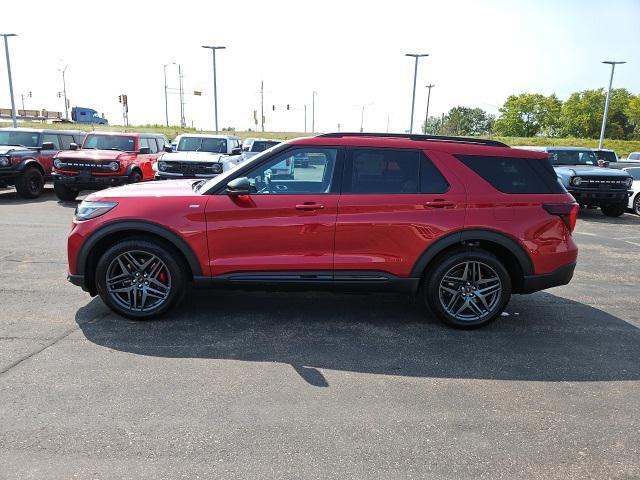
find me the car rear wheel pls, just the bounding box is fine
[633,194,640,216]
[601,202,626,217]
[15,167,44,199]
[128,171,143,183]
[422,249,511,329]
[53,182,79,201]
[95,239,187,320]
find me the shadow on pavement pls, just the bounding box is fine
[76,290,640,386]
[0,188,80,208]
[578,207,640,225]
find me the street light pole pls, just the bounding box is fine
[202,45,226,133]
[1,33,18,128]
[599,60,626,149]
[424,84,435,134]
[163,63,175,127]
[312,90,317,133]
[405,53,429,133]
[60,65,69,120]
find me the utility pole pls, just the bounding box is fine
[405,53,429,133]
[424,84,435,134]
[360,105,365,133]
[599,61,626,149]
[59,65,69,120]
[386,115,390,133]
[20,91,31,112]
[202,45,226,133]
[178,64,185,128]
[304,104,307,133]
[1,34,18,128]
[312,90,317,133]
[259,80,264,132]
[163,62,175,127]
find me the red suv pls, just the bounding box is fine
[52,131,167,201]
[66,133,578,328]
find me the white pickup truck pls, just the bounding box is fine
[155,134,243,180]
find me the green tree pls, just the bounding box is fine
[624,95,640,135]
[494,93,562,137]
[440,107,493,136]
[560,88,632,139]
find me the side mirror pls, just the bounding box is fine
[226,177,251,196]
[231,147,242,155]
[69,142,79,150]
[138,147,151,154]
[41,142,56,150]
[164,146,173,153]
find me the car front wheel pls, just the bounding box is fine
[423,249,511,329]
[633,194,640,216]
[95,239,187,319]
[601,202,626,217]
[15,167,44,199]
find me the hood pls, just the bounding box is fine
[55,149,128,161]
[553,165,632,177]
[161,151,225,163]
[0,145,30,155]
[87,179,200,200]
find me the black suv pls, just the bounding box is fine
[0,128,85,198]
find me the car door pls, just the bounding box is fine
[204,146,342,277]
[334,147,466,279]
[137,137,156,180]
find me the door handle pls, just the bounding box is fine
[295,203,324,211]
[424,200,455,209]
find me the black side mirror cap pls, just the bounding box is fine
[164,146,173,152]
[226,177,251,196]
[69,142,79,150]
[41,142,56,150]
[138,147,151,154]
[231,147,242,155]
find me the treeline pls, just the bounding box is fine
[423,88,640,139]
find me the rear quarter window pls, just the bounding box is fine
[456,155,566,194]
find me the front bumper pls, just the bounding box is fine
[0,168,22,180]
[520,262,576,294]
[568,187,632,205]
[53,172,129,190]
[156,171,220,180]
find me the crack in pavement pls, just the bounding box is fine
[0,312,108,378]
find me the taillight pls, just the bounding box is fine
[543,203,579,232]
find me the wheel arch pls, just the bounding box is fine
[17,158,45,175]
[410,229,534,294]
[77,221,202,295]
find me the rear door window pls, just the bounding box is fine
[456,155,566,194]
[59,135,75,150]
[146,138,158,153]
[42,134,61,149]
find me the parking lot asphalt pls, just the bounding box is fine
[0,186,639,479]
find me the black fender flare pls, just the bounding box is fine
[17,157,45,174]
[409,229,534,278]
[77,220,203,278]
[124,163,143,177]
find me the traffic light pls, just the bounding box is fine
[272,105,275,111]
[287,104,290,110]
[118,95,122,104]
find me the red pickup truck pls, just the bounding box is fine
[52,131,167,201]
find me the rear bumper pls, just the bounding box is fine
[67,273,88,291]
[569,188,631,205]
[53,173,129,190]
[520,262,576,294]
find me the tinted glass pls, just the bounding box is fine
[59,135,74,150]
[177,136,227,153]
[594,150,617,163]
[348,149,420,194]
[0,131,39,147]
[146,138,158,153]
[547,149,597,166]
[625,168,640,180]
[246,148,337,194]
[42,134,61,149]
[155,138,165,151]
[457,155,566,194]
[629,153,640,160]
[252,141,280,152]
[420,154,449,193]
[84,134,135,151]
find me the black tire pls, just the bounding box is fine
[633,194,640,216]
[15,167,44,199]
[95,239,187,320]
[601,202,626,217]
[53,182,79,201]
[128,170,143,183]
[422,249,512,329]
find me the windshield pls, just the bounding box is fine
[624,168,640,181]
[83,134,135,151]
[178,137,228,153]
[0,131,39,148]
[548,150,598,166]
[594,151,617,163]
[251,141,280,152]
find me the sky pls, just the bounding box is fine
[1,0,639,133]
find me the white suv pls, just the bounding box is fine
[155,134,243,179]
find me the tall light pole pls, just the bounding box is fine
[599,60,626,149]
[424,84,435,134]
[1,33,18,128]
[163,62,175,127]
[59,65,69,120]
[405,53,429,133]
[311,90,317,133]
[202,45,226,133]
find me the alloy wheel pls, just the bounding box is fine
[438,261,502,322]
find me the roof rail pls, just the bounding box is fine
[318,132,509,148]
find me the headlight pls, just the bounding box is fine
[211,163,223,174]
[0,156,9,167]
[74,201,118,221]
[158,161,167,172]
[108,161,119,172]
[53,159,62,169]
[571,176,582,186]
[625,177,633,188]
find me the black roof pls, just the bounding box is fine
[0,127,85,135]
[318,132,509,148]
